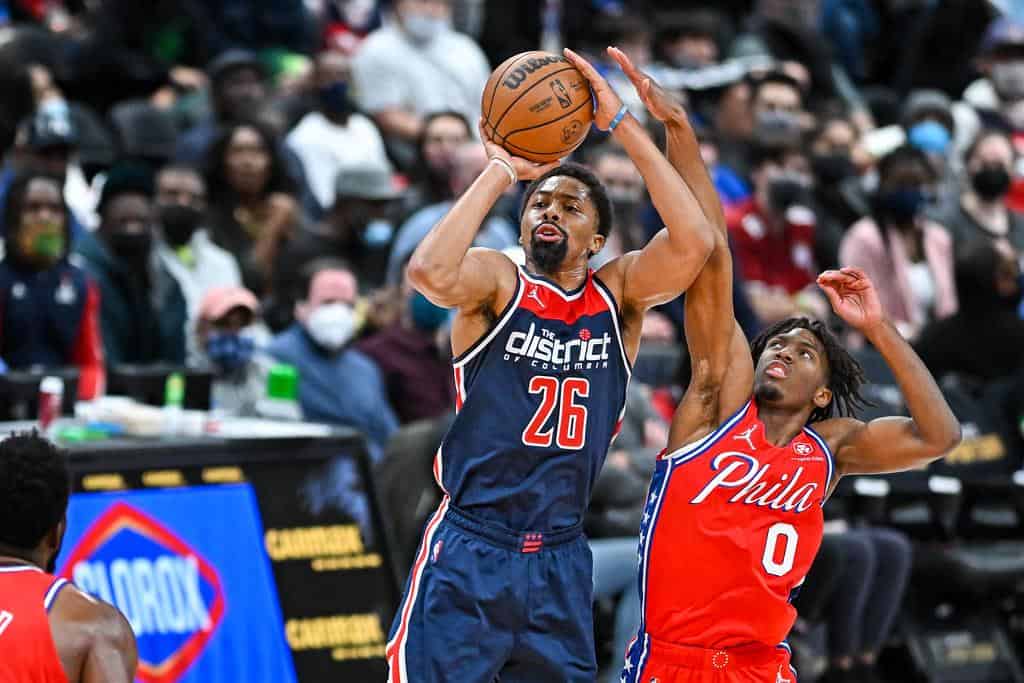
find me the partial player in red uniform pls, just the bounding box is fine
[0,431,136,683]
[613,58,962,683]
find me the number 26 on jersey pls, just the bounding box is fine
[522,376,590,450]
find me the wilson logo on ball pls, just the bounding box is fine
[59,502,226,683]
[562,121,584,144]
[551,79,572,108]
[502,55,566,89]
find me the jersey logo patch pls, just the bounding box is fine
[58,502,225,683]
[733,425,758,450]
[527,286,545,308]
[793,442,813,456]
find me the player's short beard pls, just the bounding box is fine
[529,234,569,274]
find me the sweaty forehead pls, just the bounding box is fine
[533,176,591,203]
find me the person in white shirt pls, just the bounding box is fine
[286,51,391,215]
[351,0,490,148]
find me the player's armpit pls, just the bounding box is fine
[81,601,137,683]
[821,416,957,477]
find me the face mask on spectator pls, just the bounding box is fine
[159,204,203,247]
[403,12,448,43]
[206,331,255,374]
[754,110,802,140]
[362,219,394,247]
[107,231,153,262]
[306,302,356,351]
[767,173,812,213]
[319,81,353,116]
[410,291,449,331]
[811,152,857,184]
[971,164,1012,200]
[907,121,950,155]
[18,222,64,268]
[992,61,1024,101]
[876,187,927,225]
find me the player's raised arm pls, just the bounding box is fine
[407,125,558,310]
[611,48,753,444]
[564,48,715,311]
[817,268,961,475]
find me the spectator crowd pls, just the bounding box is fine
[4,0,1024,680]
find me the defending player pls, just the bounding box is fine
[386,47,716,682]
[613,58,962,682]
[0,431,137,683]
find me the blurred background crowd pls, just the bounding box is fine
[4,0,1024,681]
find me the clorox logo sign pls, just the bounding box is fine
[59,502,226,683]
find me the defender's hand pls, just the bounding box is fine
[563,47,623,130]
[607,46,685,123]
[817,267,884,332]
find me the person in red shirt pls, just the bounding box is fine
[0,431,136,683]
[727,144,829,325]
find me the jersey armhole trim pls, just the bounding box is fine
[44,577,69,612]
[452,270,524,368]
[662,400,752,463]
[591,274,633,377]
[802,425,836,505]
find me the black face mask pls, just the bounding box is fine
[767,178,809,213]
[158,204,204,246]
[107,231,153,263]
[811,152,857,185]
[971,165,1012,201]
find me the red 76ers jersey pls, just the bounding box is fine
[635,399,834,651]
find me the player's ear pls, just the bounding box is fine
[813,386,833,411]
[589,232,606,254]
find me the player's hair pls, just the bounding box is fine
[520,162,614,237]
[0,430,71,551]
[750,317,869,424]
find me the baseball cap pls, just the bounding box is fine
[902,89,954,132]
[981,17,1024,56]
[206,49,267,84]
[334,165,401,201]
[199,286,259,322]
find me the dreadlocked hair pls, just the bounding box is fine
[749,317,871,424]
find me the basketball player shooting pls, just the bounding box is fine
[611,57,962,683]
[386,47,716,683]
[0,431,137,683]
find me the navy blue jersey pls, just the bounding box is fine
[436,267,631,532]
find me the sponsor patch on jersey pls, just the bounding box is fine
[59,502,225,683]
[792,442,813,456]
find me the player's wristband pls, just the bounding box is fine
[607,105,629,132]
[489,157,517,185]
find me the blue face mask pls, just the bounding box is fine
[908,120,951,154]
[877,187,927,224]
[318,81,352,115]
[410,291,449,331]
[206,332,255,373]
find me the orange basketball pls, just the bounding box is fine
[481,51,594,163]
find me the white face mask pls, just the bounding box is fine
[305,303,356,351]
[993,61,1024,101]
[402,12,449,43]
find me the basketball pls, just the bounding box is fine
[481,51,594,163]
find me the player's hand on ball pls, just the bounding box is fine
[817,267,884,332]
[608,47,686,124]
[479,119,560,181]
[563,48,623,131]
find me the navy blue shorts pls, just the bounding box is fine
[385,500,596,683]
